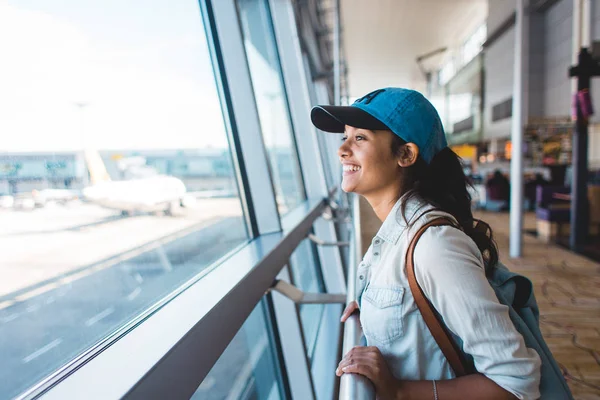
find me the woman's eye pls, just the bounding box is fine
[341,136,348,142]
[356,135,364,141]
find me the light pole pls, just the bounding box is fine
[74,102,89,186]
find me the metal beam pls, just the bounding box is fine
[270,280,345,304]
[333,0,341,105]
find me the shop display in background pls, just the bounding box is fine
[525,118,573,166]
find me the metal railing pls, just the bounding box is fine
[339,194,375,400]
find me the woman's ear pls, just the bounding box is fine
[397,143,419,167]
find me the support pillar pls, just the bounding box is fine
[510,0,527,258]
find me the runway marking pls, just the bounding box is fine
[13,282,60,303]
[126,287,142,301]
[1,313,18,323]
[23,339,62,363]
[60,268,95,285]
[2,216,223,306]
[85,307,114,327]
[0,300,15,311]
[26,304,40,313]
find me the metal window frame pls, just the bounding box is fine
[206,0,281,236]
[269,2,348,399]
[269,0,345,296]
[270,267,316,400]
[235,0,309,213]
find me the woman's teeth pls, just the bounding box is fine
[343,165,361,172]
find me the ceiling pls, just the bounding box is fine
[340,0,488,98]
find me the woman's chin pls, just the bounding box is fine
[341,181,357,193]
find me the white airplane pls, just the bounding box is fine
[81,150,193,216]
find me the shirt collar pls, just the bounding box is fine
[374,194,427,245]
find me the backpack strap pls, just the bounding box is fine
[405,217,472,377]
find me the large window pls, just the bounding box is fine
[0,1,248,398]
[236,0,306,216]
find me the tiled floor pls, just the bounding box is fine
[476,211,600,400]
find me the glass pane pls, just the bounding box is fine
[302,53,334,191]
[0,1,248,398]
[236,0,305,216]
[192,300,284,400]
[288,239,325,361]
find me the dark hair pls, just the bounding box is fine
[391,136,499,274]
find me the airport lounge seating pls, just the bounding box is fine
[536,185,600,242]
[536,185,570,243]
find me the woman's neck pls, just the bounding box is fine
[364,189,403,222]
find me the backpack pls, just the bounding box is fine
[407,218,574,400]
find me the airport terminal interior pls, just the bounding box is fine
[1,0,600,399]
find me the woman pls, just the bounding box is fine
[311,88,541,399]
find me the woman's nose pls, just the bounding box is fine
[338,142,350,159]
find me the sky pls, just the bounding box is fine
[0,0,234,152]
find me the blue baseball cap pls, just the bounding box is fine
[310,87,447,164]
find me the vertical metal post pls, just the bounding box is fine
[510,0,526,258]
[582,0,592,49]
[572,0,582,95]
[568,1,599,252]
[570,55,591,251]
[333,0,341,106]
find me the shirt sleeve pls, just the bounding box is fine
[413,225,541,400]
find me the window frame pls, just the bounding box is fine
[268,1,346,398]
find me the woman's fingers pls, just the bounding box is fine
[336,346,377,376]
[339,362,375,380]
[340,301,359,322]
[336,354,371,376]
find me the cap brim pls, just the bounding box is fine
[310,105,390,133]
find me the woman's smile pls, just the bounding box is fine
[342,163,362,176]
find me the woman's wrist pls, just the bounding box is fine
[393,380,410,400]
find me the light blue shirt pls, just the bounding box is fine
[356,196,541,399]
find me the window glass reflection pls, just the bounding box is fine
[289,239,325,360]
[0,1,247,397]
[192,300,285,400]
[236,0,305,215]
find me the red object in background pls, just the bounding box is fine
[578,89,594,119]
[572,89,595,120]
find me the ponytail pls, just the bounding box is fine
[393,138,499,274]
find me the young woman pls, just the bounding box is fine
[311,88,541,400]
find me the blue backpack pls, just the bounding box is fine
[407,218,574,399]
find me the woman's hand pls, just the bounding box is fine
[340,300,359,322]
[336,346,403,399]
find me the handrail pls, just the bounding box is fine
[339,194,376,400]
[27,198,330,400]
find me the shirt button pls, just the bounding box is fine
[359,275,364,280]
[374,252,379,256]
[374,239,380,244]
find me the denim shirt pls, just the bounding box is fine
[356,197,541,400]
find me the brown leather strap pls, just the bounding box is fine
[405,217,471,377]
